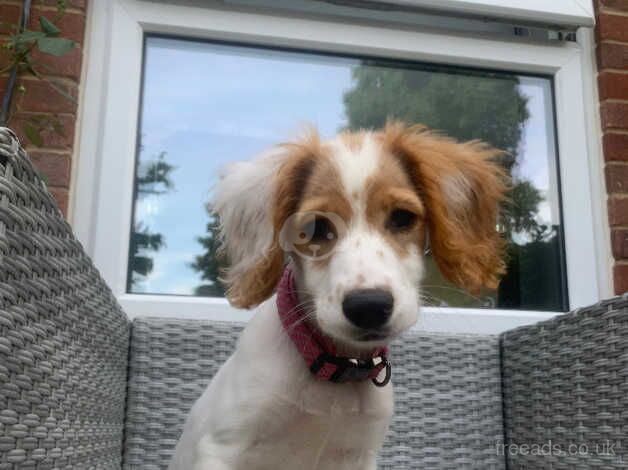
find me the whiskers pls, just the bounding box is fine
[282,297,317,335]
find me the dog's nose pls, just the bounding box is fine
[342,289,394,329]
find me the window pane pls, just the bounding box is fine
[128,36,568,311]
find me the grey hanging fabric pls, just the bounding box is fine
[319,0,595,30]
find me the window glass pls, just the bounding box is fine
[128,35,568,311]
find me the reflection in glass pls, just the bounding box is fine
[128,36,567,311]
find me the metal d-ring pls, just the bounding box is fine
[372,357,391,387]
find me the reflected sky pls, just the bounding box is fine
[131,36,560,297]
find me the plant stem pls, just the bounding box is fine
[0,0,32,127]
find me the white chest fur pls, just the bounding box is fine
[169,297,394,470]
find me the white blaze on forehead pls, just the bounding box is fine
[332,133,381,203]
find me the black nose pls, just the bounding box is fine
[342,289,394,329]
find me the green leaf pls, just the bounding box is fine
[39,16,60,36]
[15,31,46,43]
[36,37,74,56]
[24,124,43,147]
[47,78,77,104]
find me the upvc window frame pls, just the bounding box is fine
[72,0,609,334]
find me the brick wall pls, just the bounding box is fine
[0,0,87,216]
[596,0,628,294]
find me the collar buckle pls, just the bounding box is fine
[310,353,390,385]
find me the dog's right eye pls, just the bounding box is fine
[387,209,418,232]
[303,217,336,242]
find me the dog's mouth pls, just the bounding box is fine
[353,329,391,343]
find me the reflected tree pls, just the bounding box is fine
[192,212,226,297]
[190,64,565,310]
[343,65,564,310]
[344,67,527,159]
[128,151,175,288]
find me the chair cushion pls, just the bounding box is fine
[124,317,505,469]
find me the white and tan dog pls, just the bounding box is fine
[169,122,506,470]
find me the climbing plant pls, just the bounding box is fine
[0,0,76,146]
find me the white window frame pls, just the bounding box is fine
[72,0,608,334]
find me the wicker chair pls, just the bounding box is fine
[1,127,627,469]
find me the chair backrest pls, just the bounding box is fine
[0,128,130,469]
[124,317,506,470]
[501,296,628,470]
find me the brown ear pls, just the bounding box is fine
[383,122,508,293]
[224,244,285,309]
[215,132,320,309]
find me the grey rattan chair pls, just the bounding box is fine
[1,127,627,469]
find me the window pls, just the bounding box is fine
[75,0,604,332]
[129,36,567,312]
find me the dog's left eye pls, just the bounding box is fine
[387,209,417,232]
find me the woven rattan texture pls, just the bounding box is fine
[0,128,130,469]
[501,295,628,470]
[380,332,505,469]
[123,318,244,468]
[124,318,505,469]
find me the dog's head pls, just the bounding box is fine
[214,122,506,349]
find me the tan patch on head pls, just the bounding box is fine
[277,140,353,269]
[364,151,426,258]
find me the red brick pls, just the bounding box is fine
[604,133,628,161]
[13,79,77,114]
[48,185,68,216]
[29,151,70,186]
[598,12,628,42]
[599,72,628,100]
[608,197,628,225]
[0,5,21,35]
[606,163,628,192]
[31,46,82,80]
[598,42,628,70]
[600,0,628,11]
[614,263,628,294]
[0,46,11,71]
[612,228,628,259]
[28,8,86,44]
[601,101,628,129]
[0,76,7,98]
[10,113,76,149]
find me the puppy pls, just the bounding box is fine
[169,122,506,470]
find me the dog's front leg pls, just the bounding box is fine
[193,457,233,470]
[365,458,378,470]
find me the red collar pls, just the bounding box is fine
[276,266,391,386]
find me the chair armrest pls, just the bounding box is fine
[0,128,130,468]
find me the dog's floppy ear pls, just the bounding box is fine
[383,121,508,293]
[213,134,319,308]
